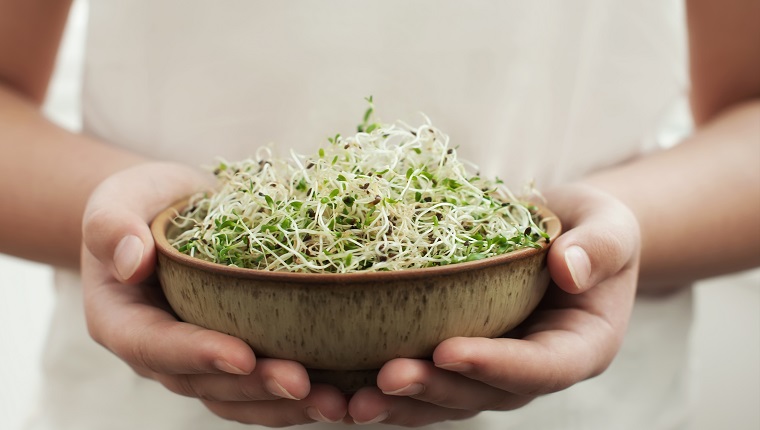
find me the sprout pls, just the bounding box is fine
[170,102,548,273]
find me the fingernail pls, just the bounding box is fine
[565,245,591,290]
[213,359,249,375]
[114,235,144,280]
[382,382,424,396]
[435,361,473,372]
[265,378,300,400]
[306,407,342,423]
[354,411,389,425]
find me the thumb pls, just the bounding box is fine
[82,162,213,284]
[545,185,641,294]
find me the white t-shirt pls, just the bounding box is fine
[29,1,695,429]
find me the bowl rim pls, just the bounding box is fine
[150,198,562,284]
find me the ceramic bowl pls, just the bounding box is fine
[151,199,561,392]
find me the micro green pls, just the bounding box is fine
[170,100,548,272]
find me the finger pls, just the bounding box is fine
[349,386,477,427]
[203,384,347,426]
[545,185,640,293]
[432,263,638,395]
[82,162,212,283]
[83,248,256,376]
[155,359,311,401]
[376,358,533,411]
[432,302,629,398]
[433,336,587,396]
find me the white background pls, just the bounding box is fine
[1,2,758,429]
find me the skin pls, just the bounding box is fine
[1,0,758,426]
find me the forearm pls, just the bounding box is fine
[583,100,760,292]
[0,84,146,268]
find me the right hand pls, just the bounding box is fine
[81,162,347,426]
[346,183,640,426]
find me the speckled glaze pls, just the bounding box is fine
[151,199,561,392]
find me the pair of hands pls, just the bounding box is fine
[81,162,640,427]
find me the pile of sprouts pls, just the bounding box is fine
[171,98,550,273]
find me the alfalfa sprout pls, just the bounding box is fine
[170,98,549,273]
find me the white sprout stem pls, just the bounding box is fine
[169,108,548,273]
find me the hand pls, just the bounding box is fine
[347,183,641,426]
[81,162,347,425]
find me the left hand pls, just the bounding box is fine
[81,162,348,426]
[347,183,641,426]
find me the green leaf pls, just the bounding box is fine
[327,133,341,144]
[177,243,195,253]
[442,178,462,190]
[363,206,377,226]
[465,253,487,262]
[260,224,278,233]
[219,220,237,230]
